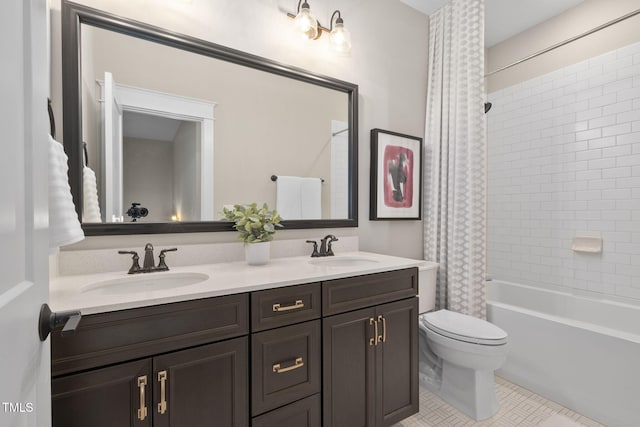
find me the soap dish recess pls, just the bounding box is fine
[571,236,602,254]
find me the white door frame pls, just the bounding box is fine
[99,80,216,220]
[101,72,124,222]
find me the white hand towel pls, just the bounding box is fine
[276,176,322,220]
[276,176,302,220]
[82,166,102,222]
[49,136,84,252]
[299,177,322,219]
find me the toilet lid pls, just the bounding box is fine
[422,309,507,345]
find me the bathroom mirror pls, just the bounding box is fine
[62,1,358,235]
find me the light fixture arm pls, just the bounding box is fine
[329,10,343,31]
[296,0,309,13]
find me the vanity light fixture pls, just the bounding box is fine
[293,0,319,40]
[328,10,351,55]
[288,1,352,54]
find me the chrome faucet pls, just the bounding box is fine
[119,243,177,274]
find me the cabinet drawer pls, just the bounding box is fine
[251,283,321,332]
[52,293,249,376]
[252,394,321,427]
[322,268,418,316]
[252,320,321,416]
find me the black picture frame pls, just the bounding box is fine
[370,129,422,220]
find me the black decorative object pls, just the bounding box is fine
[126,203,149,222]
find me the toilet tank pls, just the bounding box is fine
[418,262,439,313]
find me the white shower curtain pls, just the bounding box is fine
[423,0,487,319]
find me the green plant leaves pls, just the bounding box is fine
[221,203,283,244]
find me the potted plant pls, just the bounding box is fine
[222,203,283,265]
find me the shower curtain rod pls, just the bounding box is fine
[485,8,640,77]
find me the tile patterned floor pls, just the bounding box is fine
[393,376,606,427]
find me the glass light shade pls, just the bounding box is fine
[294,7,318,40]
[330,22,352,54]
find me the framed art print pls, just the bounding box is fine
[370,128,422,220]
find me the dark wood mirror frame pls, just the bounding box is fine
[61,0,358,236]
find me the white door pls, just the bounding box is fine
[102,72,124,222]
[0,0,51,426]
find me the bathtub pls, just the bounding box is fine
[487,280,640,427]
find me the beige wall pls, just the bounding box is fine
[486,0,640,92]
[50,0,430,259]
[123,137,174,222]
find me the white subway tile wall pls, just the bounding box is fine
[487,41,640,302]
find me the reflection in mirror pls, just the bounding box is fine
[79,24,350,224]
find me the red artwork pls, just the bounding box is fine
[383,145,413,208]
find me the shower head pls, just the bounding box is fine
[484,102,492,114]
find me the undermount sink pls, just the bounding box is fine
[308,256,380,267]
[81,272,209,295]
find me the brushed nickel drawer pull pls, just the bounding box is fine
[273,357,304,374]
[137,375,148,421]
[157,370,167,415]
[369,317,378,346]
[378,315,386,343]
[273,299,304,312]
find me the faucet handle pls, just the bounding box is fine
[306,240,320,257]
[157,248,178,271]
[118,250,141,274]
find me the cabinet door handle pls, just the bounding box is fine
[137,375,148,421]
[273,357,304,373]
[273,300,304,312]
[378,315,386,343]
[157,370,168,415]
[369,317,378,346]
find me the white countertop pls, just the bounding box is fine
[50,251,436,315]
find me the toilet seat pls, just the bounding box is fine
[421,310,507,346]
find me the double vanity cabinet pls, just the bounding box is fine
[51,266,419,427]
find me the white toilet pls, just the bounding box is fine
[417,264,508,421]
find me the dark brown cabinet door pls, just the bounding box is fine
[52,358,152,427]
[322,298,418,427]
[153,337,249,427]
[323,307,376,427]
[375,298,419,427]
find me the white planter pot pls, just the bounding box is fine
[245,241,270,265]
